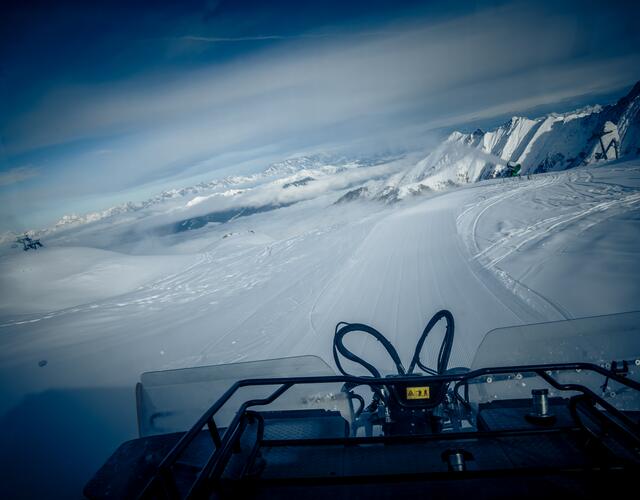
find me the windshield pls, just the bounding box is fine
[139,311,640,438]
[137,355,345,436]
[472,310,640,368]
[469,311,640,410]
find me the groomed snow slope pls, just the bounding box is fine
[1,161,639,497]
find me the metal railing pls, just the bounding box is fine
[142,361,640,499]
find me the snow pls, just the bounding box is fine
[0,160,639,496]
[0,247,195,315]
[185,189,246,208]
[618,93,640,157]
[457,166,640,317]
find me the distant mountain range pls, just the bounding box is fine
[51,154,362,228]
[0,154,379,244]
[338,80,640,203]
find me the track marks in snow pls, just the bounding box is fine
[457,174,558,255]
[456,167,640,320]
[481,191,640,269]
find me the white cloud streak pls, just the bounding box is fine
[0,166,39,186]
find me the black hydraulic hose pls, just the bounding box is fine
[333,321,406,377]
[333,310,455,378]
[408,309,455,375]
[351,393,366,418]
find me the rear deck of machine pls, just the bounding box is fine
[84,312,640,499]
[85,396,639,499]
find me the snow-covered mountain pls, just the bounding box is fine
[342,81,640,202]
[0,154,379,245]
[54,154,364,228]
[421,82,639,180]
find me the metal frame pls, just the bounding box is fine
[142,361,640,499]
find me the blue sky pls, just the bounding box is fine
[1,0,639,231]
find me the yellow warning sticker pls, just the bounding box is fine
[406,386,431,400]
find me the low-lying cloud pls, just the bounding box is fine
[154,159,409,228]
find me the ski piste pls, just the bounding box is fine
[85,310,640,499]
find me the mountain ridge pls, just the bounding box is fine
[342,80,640,202]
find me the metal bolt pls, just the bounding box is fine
[532,389,550,417]
[526,388,556,425]
[448,452,466,471]
[442,449,472,472]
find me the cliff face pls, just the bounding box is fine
[396,81,640,193]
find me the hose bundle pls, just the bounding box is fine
[333,309,455,378]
